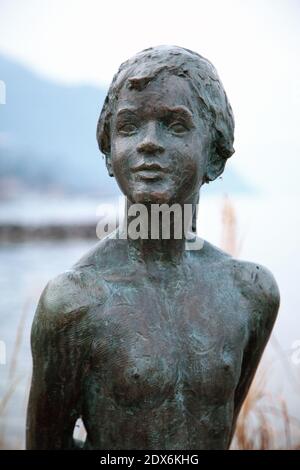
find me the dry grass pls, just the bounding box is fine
[0,299,30,449]
[221,196,300,450]
[220,195,243,258]
[231,365,300,449]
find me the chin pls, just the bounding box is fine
[131,189,174,205]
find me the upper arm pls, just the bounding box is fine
[231,262,280,432]
[26,273,91,449]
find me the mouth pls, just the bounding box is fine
[131,163,168,181]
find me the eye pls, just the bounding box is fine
[168,122,188,134]
[118,123,138,135]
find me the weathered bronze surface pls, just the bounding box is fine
[26,46,280,450]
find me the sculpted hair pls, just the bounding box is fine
[97,45,235,183]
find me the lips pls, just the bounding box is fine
[131,162,168,180]
[132,162,167,172]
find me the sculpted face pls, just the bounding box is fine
[109,74,211,205]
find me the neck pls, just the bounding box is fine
[119,194,199,263]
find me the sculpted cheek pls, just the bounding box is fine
[171,148,200,191]
[181,162,199,191]
[111,143,131,174]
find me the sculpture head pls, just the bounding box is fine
[97,45,235,205]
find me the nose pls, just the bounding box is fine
[137,122,165,155]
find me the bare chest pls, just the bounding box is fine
[86,277,247,408]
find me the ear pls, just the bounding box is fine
[105,154,114,177]
[204,153,226,183]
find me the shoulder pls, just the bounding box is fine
[231,258,280,338]
[232,259,280,311]
[195,239,280,309]
[73,231,129,270]
[41,235,123,317]
[192,239,280,331]
[37,234,130,327]
[33,265,109,337]
[40,270,90,319]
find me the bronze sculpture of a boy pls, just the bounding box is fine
[26,46,279,450]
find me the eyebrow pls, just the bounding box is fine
[116,108,138,118]
[162,106,194,121]
[116,105,195,124]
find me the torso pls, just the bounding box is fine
[71,238,250,449]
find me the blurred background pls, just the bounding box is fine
[0,0,299,449]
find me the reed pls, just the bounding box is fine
[0,299,29,449]
[220,196,300,449]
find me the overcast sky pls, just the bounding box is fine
[0,0,299,196]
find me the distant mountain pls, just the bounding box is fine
[0,54,116,196]
[0,54,252,197]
